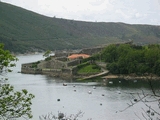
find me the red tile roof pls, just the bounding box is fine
[68,54,90,60]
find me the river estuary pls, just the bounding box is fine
[7,54,160,120]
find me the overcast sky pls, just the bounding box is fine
[2,0,160,25]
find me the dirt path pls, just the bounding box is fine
[81,70,109,80]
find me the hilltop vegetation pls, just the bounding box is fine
[93,44,160,76]
[0,2,160,53]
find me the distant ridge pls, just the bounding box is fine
[0,2,160,53]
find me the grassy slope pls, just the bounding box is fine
[0,2,160,53]
[78,64,101,74]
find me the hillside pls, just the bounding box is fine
[0,2,160,53]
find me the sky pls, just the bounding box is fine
[1,0,160,25]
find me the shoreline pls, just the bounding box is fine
[102,74,160,81]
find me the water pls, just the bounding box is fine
[6,54,160,120]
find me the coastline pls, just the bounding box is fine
[102,74,160,81]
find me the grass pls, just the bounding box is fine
[77,64,101,74]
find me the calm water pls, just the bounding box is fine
[6,54,160,120]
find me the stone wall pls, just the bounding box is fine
[21,63,42,74]
[55,57,68,62]
[38,59,66,69]
[67,59,81,67]
[79,47,103,55]
[21,60,73,79]
[42,68,73,79]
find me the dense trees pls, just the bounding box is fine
[0,44,35,120]
[95,44,160,76]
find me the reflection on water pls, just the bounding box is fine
[6,54,160,120]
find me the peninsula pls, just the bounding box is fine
[21,43,108,79]
[21,41,160,81]
[21,41,130,80]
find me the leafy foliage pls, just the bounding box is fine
[95,44,160,76]
[0,84,35,119]
[43,50,51,58]
[31,61,41,68]
[0,43,35,120]
[0,44,18,73]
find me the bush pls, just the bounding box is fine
[31,61,41,68]
[77,62,90,69]
[45,56,51,61]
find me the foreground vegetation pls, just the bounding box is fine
[0,44,35,119]
[1,2,160,53]
[92,44,160,76]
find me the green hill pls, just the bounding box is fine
[0,2,160,53]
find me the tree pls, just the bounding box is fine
[0,44,35,120]
[101,44,118,62]
[102,44,160,76]
[43,50,51,58]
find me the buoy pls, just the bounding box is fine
[151,112,155,116]
[102,94,105,96]
[134,98,137,102]
[63,83,67,86]
[88,91,92,94]
[93,86,96,89]
[147,110,150,113]
[100,103,102,106]
[74,90,76,92]
[57,99,60,101]
[109,81,113,84]
[58,113,64,119]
